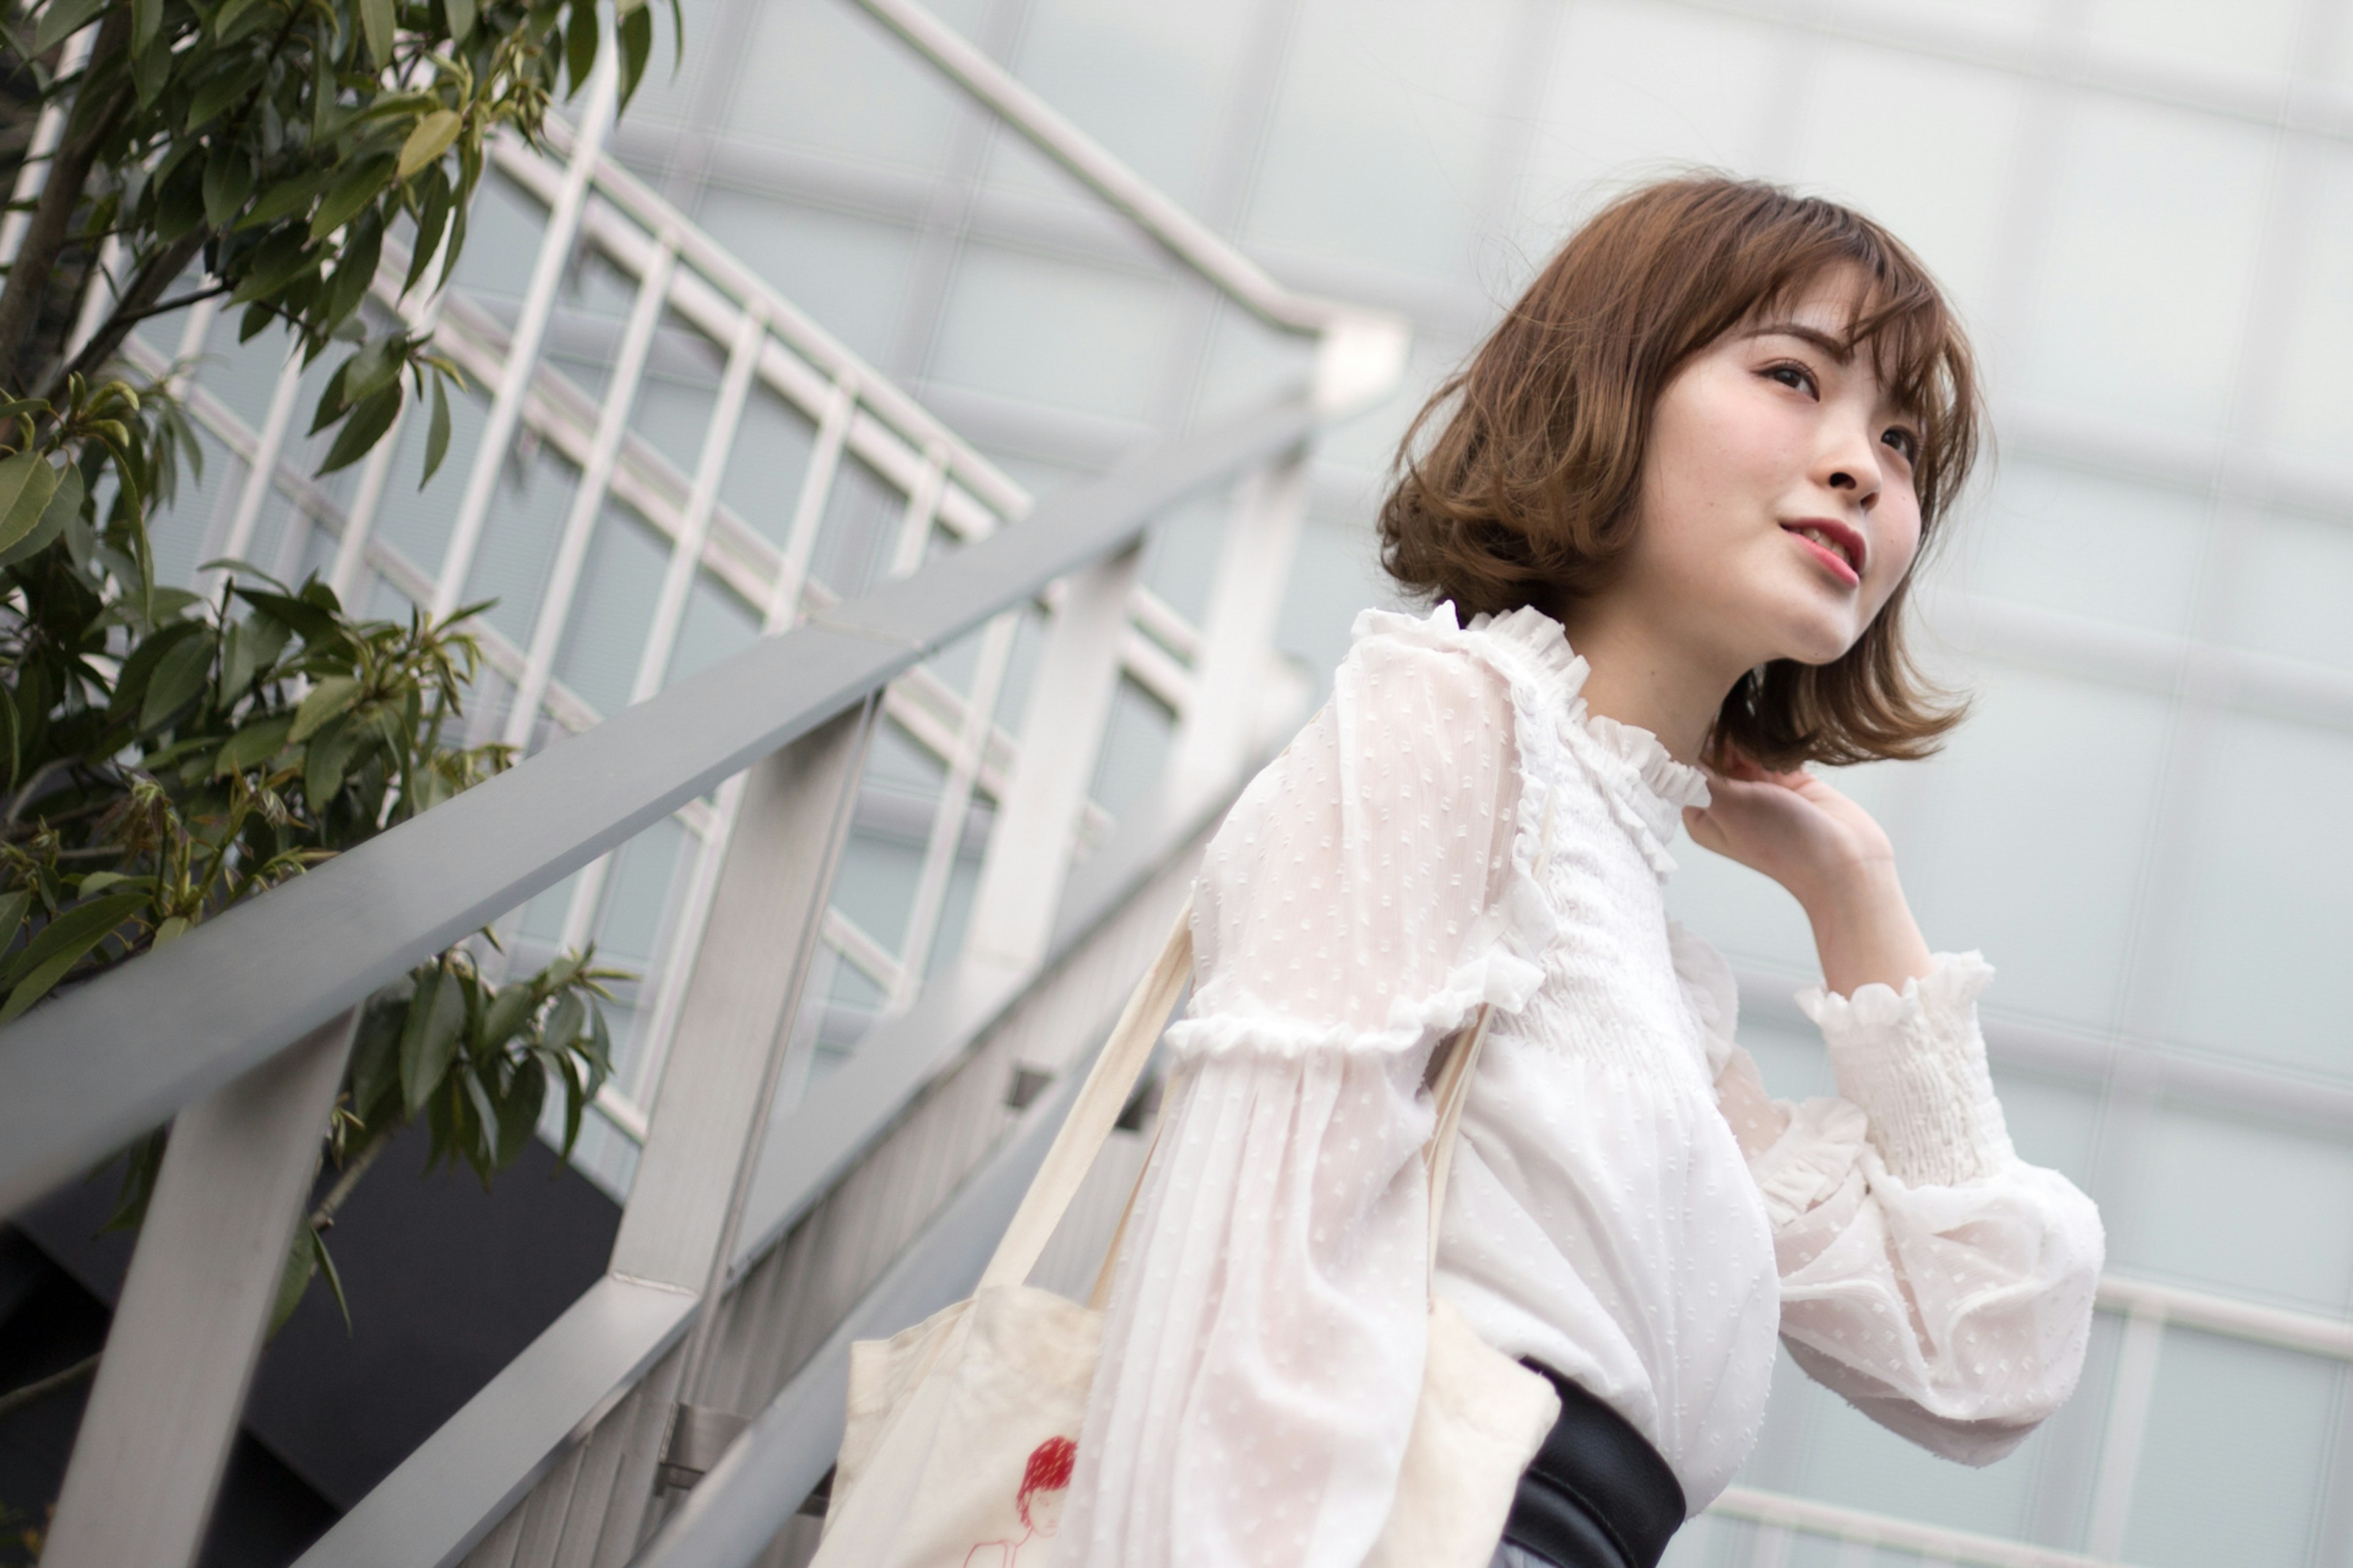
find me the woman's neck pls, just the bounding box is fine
[1552,599,1747,766]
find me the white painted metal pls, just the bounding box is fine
[631,301,768,705]
[1709,1485,2124,1568]
[509,239,681,748]
[40,1009,357,1568]
[64,232,122,359]
[211,347,305,588]
[963,545,1148,978]
[2083,1303,2165,1562]
[1170,449,1309,805]
[433,51,621,618]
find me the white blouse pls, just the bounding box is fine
[1055,604,2105,1568]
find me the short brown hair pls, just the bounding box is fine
[1378,175,1984,768]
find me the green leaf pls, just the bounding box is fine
[360,0,395,66]
[399,964,466,1115]
[317,210,384,335]
[496,1055,544,1167]
[0,892,149,1019]
[0,888,32,948]
[421,374,451,485]
[230,228,320,304]
[153,915,190,945]
[187,57,268,134]
[219,612,292,697]
[312,1228,352,1331]
[202,145,256,229]
[108,620,207,726]
[618,3,653,110]
[235,586,340,645]
[289,673,361,743]
[347,987,408,1118]
[310,153,396,241]
[267,1225,315,1336]
[316,382,401,476]
[398,109,463,181]
[132,0,162,53]
[32,0,110,54]
[214,0,267,37]
[139,625,213,732]
[481,982,533,1048]
[0,463,85,569]
[131,25,172,105]
[304,711,368,804]
[403,167,453,292]
[443,0,476,42]
[544,990,585,1054]
[237,164,331,230]
[214,712,295,775]
[566,0,597,97]
[0,450,62,556]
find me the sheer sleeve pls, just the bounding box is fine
[1056,631,1547,1568]
[1681,934,2106,1464]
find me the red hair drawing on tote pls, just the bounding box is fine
[964,1434,1075,1568]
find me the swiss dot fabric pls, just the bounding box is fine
[1053,604,2104,1568]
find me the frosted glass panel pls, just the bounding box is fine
[2267,142,2353,467]
[2124,1331,2339,1568]
[1787,42,2022,320]
[1955,459,2210,635]
[2083,0,2302,77]
[724,0,991,168]
[2118,1102,2353,1313]
[991,0,1258,209]
[2162,715,2353,1078]
[1519,0,1776,240]
[1887,664,2172,1031]
[930,244,1175,420]
[2021,99,2268,436]
[694,194,917,367]
[1245,0,1518,278]
[2221,506,2353,670]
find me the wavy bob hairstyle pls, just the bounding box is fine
[1378,176,1985,768]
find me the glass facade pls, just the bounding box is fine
[124,0,2353,1559]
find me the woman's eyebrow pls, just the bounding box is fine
[1743,321,1853,362]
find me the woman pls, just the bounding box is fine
[1053,178,2105,1568]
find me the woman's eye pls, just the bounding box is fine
[1882,426,1920,463]
[1765,362,1816,395]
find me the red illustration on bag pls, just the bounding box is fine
[963,1434,1076,1567]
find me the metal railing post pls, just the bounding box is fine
[961,544,1148,978]
[582,702,876,1550]
[40,1009,358,1568]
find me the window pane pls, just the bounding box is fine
[2083,0,2302,79]
[2219,504,2353,670]
[930,243,1176,422]
[1957,459,2210,636]
[2116,1100,2353,1314]
[2020,100,2270,437]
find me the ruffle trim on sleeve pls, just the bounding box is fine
[1748,1096,1869,1229]
[1797,952,2015,1187]
[1164,605,1574,1066]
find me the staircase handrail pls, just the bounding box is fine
[0,390,1313,1217]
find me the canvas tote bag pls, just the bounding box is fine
[809,901,1560,1568]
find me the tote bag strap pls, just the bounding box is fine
[980,897,1196,1292]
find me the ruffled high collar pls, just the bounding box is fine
[1457,604,1711,865]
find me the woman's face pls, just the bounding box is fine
[1622,268,1925,675]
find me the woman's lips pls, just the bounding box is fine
[1782,520,1862,588]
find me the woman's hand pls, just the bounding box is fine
[1683,749,1933,997]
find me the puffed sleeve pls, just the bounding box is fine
[1681,933,2106,1464]
[1056,630,1548,1568]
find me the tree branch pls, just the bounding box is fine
[0,6,134,390]
[0,1351,99,1421]
[43,225,208,397]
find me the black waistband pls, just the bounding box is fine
[1501,1362,1686,1568]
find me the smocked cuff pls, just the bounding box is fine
[1796,952,2014,1186]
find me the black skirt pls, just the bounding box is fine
[1499,1362,1686,1568]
